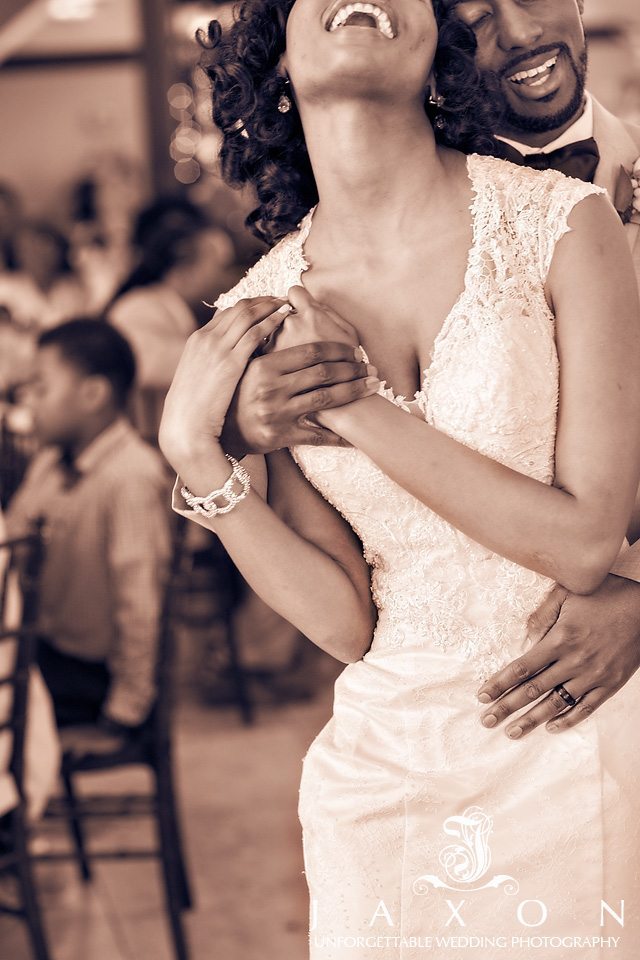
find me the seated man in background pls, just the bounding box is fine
[5,319,172,752]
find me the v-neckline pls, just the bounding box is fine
[294,153,482,412]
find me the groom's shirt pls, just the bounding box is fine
[499,92,640,584]
[496,93,595,158]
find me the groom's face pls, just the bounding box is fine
[443,0,587,138]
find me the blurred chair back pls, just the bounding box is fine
[0,520,45,796]
[0,519,51,960]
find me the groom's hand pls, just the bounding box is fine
[220,340,379,458]
[475,575,640,738]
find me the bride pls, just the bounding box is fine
[159,0,640,956]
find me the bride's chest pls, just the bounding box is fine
[303,263,466,401]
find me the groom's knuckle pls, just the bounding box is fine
[527,609,543,631]
[524,680,542,701]
[315,362,331,383]
[558,618,580,641]
[545,628,565,652]
[304,343,323,365]
[311,388,330,410]
[511,659,530,682]
[549,690,567,711]
[492,702,510,722]
[576,700,595,719]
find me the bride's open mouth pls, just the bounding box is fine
[324,0,397,39]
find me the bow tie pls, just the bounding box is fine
[499,137,600,184]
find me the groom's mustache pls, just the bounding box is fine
[498,42,571,80]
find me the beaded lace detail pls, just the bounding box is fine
[214,155,607,683]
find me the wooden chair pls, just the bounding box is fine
[37,514,194,960]
[0,520,50,960]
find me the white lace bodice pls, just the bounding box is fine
[215,155,606,683]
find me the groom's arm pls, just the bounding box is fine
[473,469,640,737]
[475,550,640,737]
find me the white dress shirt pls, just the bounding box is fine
[497,93,594,156]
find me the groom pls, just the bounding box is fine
[220,0,640,736]
[437,0,640,738]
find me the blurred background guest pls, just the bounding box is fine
[5,320,172,751]
[107,210,236,441]
[0,220,87,331]
[0,304,34,402]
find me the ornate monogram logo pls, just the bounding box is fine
[412,805,520,897]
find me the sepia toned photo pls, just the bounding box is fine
[1,1,640,958]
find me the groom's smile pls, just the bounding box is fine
[443,0,587,139]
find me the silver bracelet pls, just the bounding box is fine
[180,454,251,518]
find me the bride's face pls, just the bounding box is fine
[281,0,438,108]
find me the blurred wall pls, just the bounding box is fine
[0,62,149,220]
[0,0,150,222]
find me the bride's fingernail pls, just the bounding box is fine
[275,303,292,316]
[478,692,492,704]
[365,377,381,388]
[366,364,378,377]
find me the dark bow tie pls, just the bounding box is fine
[499,137,600,184]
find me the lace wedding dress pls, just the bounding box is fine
[215,155,640,958]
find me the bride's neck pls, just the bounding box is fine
[299,99,447,248]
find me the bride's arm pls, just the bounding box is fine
[319,192,640,595]
[160,295,376,663]
[172,447,377,664]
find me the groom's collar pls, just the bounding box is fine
[495,93,594,157]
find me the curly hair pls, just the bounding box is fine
[197,0,504,246]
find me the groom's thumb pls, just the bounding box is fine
[526,584,569,645]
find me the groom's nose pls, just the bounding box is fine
[495,0,545,53]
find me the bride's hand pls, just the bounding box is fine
[159,296,291,474]
[260,285,380,438]
[264,285,361,354]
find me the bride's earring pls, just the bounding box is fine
[278,78,292,114]
[427,83,447,129]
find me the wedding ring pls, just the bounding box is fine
[554,683,578,708]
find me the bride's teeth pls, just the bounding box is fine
[327,1,396,37]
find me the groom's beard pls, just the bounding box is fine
[487,42,589,136]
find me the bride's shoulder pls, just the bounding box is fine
[468,152,606,215]
[213,209,314,312]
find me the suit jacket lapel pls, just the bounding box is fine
[592,97,640,254]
